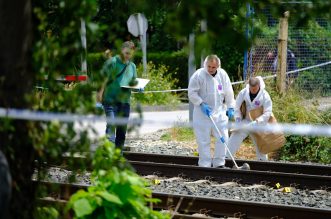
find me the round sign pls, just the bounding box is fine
[127,13,148,37]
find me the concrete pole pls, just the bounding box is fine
[140,34,147,77]
[135,13,148,77]
[276,11,289,94]
[80,18,87,74]
[188,33,196,122]
[200,20,207,67]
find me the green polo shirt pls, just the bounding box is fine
[101,55,137,104]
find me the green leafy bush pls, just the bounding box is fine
[134,50,188,89]
[147,9,179,52]
[212,42,244,82]
[87,52,107,81]
[35,207,59,219]
[265,81,331,164]
[66,140,169,219]
[293,70,331,97]
[290,21,331,68]
[279,135,331,164]
[132,62,181,106]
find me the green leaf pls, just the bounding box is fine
[66,190,88,212]
[145,197,161,204]
[127,175,142,186]
[105,207,117,219]
[95,195,103,206]
[73,198,94,218]
[97,191,123,205]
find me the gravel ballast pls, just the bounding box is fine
[125,130,331,167]
[147,176,331,209]
[125,130,196,156]
[37,167,331,210]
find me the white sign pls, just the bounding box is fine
[127,13,148,37]
[127,13,148,76]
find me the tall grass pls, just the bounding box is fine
[264,80,331,164]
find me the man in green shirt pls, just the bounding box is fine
[99,41,138,151]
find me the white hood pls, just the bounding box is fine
[256,76,266,90]
[245,76,266,91]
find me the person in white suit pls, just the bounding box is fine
[227,76,272,160]
[188,54,235,168]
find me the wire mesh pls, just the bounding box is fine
[246,12,331,97]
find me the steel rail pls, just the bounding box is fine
[36,181,331,219]
[48,153,331,189]
[130,161,331,190]
[57,151,331,176]
[152,192,331,219]
[124,152,331,176]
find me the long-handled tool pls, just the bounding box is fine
[209,115,250,170]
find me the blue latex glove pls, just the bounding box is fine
[200,103,212,117]
[226,108,235,120]
[220,136,225,144]
[96,102,103,109]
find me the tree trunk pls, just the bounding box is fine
[0,0,36,218]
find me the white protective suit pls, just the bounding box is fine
[227,76,272,160]
[188,57,235,167]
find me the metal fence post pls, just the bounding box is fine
[243,3,253,80]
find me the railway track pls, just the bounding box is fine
[51,152,331,190]
[59,151,331,176]
[38,152,331,218]
[124,152,331,176]
[36,181,331,219]
[38,198,223,219]
[130,161,331,190]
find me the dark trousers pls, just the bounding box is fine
[104,103,130,151]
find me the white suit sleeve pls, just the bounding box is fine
[223,72,235,109]
[188,73,203,106]
[234,91,244,120]
[256,92,272,123]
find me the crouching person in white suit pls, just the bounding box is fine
[227,76,272,161]
[188,55,235,168]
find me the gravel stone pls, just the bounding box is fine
[125,130,196,156]
[146,176,331,209]
[184,179,209,185]
[125,130,330,167]
[41,165,331,210]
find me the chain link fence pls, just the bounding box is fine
[246,12,331,97]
